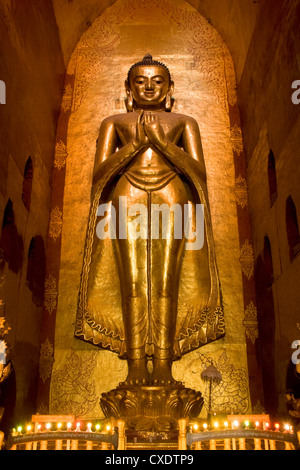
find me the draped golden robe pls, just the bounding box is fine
[75,122,225,360]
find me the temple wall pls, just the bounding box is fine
[0,0,65,426]
[239,0,300,414]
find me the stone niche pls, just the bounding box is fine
[49,0,251,421]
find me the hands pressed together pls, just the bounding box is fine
[133,110,167,152]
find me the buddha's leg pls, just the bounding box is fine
[112,176,150,384]
[150,176,189,384]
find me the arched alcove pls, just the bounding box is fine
[286,196,300,261]
[0,200,23,274]
[26,236,46,307]
[22,157,33,212]
[267,150,277,207]
[263,236,274,287]
[255,251,278,415]
[42,0,257,419]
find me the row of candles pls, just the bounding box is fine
[12,422,112,435]
[191,421,294,433]
[12,420,294,435]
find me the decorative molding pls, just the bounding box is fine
[49,207,63,242]
[243,302,259,344]
[230,124,244,156]
[239,240,255,280]
[44,275,58,315]
[54,140,68,171]
[61,84,73,113]
[39,339,55,384]
[234,175,248,209]
[224,52,238,107]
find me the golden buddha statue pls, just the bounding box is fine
[75,55,224,391]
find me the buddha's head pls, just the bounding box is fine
[125,54,174,112]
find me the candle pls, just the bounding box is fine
[76,422,81,431]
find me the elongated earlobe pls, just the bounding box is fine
[125,90,134,112]
[165,92,172,111]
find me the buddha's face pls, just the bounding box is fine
[127,65,173,109]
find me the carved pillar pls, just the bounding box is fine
[178,419,187,450]
[117,420,126,450]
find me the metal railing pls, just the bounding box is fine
[7,430,119,450]
[3,415,121,451]
[186,429,299,450]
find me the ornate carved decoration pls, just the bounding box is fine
[54,140,68,171]
[243,302,259,344]
[50,350,98,417]
[44,275,58,315]
[196,352,250,414]
[239,240,255,280]
[230,124,244,156]
[49,207,63,242]
[69,0,237,114]
[36,402,49,415]
[0,317,11,336]
[224,53,238,107]
[234,175,248,209]
[61,84,74,113]
[39,338,55,384]
[100,385,203,431]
